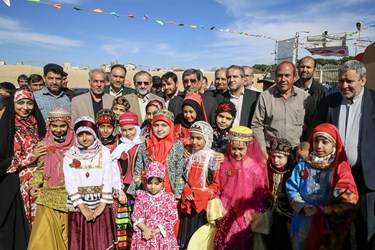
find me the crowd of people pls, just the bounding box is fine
[0,57,374,250]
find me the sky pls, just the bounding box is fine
[0,0,374,70]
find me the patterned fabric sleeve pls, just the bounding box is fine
[127,142,147,196]
[171,141,185,199]
[286,161,306,214]
[7,137,37,173]
[132,190,146,231]
[29,156,45,189]
[157,192,178,238]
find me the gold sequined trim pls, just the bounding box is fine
[78,185,103,194]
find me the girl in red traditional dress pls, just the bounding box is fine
[177,121,220,249]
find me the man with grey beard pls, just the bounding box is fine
[123,70,165,125]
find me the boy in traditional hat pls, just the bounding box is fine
[266,137,295,250]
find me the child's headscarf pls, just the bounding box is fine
[111,112,142,161]
[65,116,100,160]
[44,107,75,187]
[186,121,217,190]
[147,110,175,164]
[215,100,236,130]
[181,93,207,128]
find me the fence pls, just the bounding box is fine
[314,64,339,83]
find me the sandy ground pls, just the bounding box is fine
[0,65,264,91]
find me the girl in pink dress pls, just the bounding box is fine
[214,126,269,250]
[131,161,179,250]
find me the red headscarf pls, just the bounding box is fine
[44,107,75,187]
[309,123,358,200]
[146,110,175,164]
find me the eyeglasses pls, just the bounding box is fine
[136,81,151,86]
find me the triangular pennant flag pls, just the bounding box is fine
[128,14,135,18]
[156,20,163,25]
[224,29,230,32]
[199,25,204,29]
[50,3,62,9]
[73,7,82,10]
[210,26,215,30]
[93,8,103,13]
[143,15,149,20]
[190,25,197,29]
[178,23,185,26]
[3,0,10,7]
[167,21,175,24]
[110,12,119,17]
[27,0,40,2]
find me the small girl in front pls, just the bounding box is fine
[63,116,115,250]
[177,121,220,249]
[286,123,359,250]
[131,161,179,250]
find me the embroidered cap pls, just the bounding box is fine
[96,108,117,126]
[47,106,71,123]
[119,112,139,126]
[152,109,175,122]
[146,161,166,181]
[74,116,97,136]
[270,138,292,155]
[229,126,253,142]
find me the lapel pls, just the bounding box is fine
[328,93,342,126]
[84,92,95,119]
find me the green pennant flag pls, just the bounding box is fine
[73,7,82,10]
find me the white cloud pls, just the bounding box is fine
[100,40,142,56]
[0,17,82,48]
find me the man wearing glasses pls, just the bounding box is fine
[71,68,115,122]
[123,71,165,125]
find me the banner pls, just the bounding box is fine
[306,46,349,57]
[276,38,295,64]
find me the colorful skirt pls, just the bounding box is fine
[68,207,116,250]
[116,197,134,250]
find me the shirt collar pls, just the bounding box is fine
[110,86,123,96]
[342,88,364,105]
[229,86,245,99]
[41,87,64,97]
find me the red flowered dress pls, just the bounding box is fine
[131,190,179,250]
[7,114,39,227]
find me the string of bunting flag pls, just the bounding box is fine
[24,0,279,41]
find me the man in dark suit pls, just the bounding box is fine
[161,71,184,110]
[294,56,329,107]
[221,65,259,128]
[316,60,375,249]
[103,64,135,97]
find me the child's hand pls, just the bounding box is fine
[118,189,127,204]
[183,148,191,158]
[94,202,106,217]
[186,193,194,201]
[304,204,318,216]
[79,204,96,221]
[150,229,160,238]
[214,153,224,164]
[30,187,40,198]
[142,227,153,240]
[32,144,47,159]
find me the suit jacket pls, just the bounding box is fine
[223,88,260,127]
[294,79,329,108]
[71,92,115,122]
[123,92,165,125]
[316,88,375,191]
[103,85,136,96]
